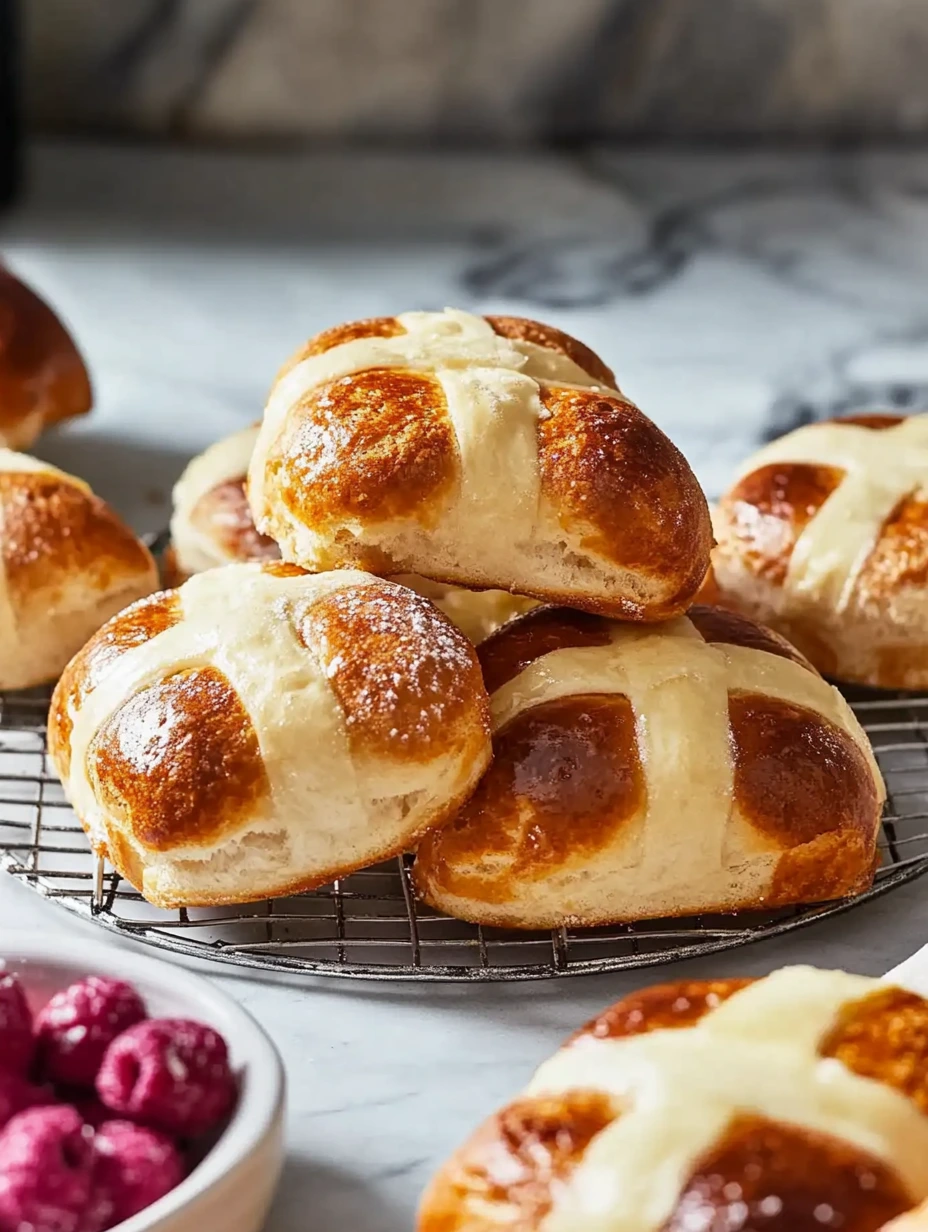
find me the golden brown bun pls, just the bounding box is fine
[413,603,882,928]
[169,424,280,577]
[0,266,92,449]
[48,562,491,908]
[169,424,536,642]
[418,967,928,1232]
[712,412,928,688]
[0,451,157,690]
[248,310,712,621]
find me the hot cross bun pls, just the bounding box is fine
[712,413,928,688]
[413,603,883,927]
[419,966,928,1232]
[247,310,712,620]
[48,563,491,907]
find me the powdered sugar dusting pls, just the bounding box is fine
[298,580,488,758]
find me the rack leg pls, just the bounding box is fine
[92,855,104,914]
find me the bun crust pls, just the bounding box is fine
[272,367,458,530]
[712,413,928,687]
[418,967,928,1232]
[48,563,491,908]
[0,267,92,449]
[413,604,883,928]
[0,452,157,689]
[249,309,711,620]
[537,385,708,601]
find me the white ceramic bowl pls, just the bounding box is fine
[1,931,285,1232]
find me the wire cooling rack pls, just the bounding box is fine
[2,684,928,981]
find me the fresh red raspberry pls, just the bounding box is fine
[36,977,147,1088]
[83,1121,184,1231]
[96,1019,235,1137]
[0,1071,44,1130]
[0,1106,93,1232]
[0,973,34,1076]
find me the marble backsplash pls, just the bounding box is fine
[23,0,928,142]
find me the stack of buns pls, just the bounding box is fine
[9,286,922,1230]
[419,964,928,1231]
[1,293,892,923]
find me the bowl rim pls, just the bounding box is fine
[0,929,285,1232]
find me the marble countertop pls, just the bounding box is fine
[3,141,928,1230]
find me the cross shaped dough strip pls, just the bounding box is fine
[735,417,928,612]
[63,567,373,858]
[251,308,618,552]
[486,616,881,897]
[528,967,928,1232]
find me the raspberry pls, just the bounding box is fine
[36,977,147,1088]
[0,973,34,1076]
[0,1106,93,1232]
[0,1071,44,1130]
[96,1019,235,1137]
[84,1121,184,1231]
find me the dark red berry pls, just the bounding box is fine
[96,1019,235,1137]
[83,1120,184,1231]
[36,977,146,1088]
[0,1106,93,1232]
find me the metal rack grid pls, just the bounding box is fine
[2,683,928,981]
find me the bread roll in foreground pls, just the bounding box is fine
[0,451,157,690]
[713,412,928,689]
[0,266,92,449]
[168,422,536,641]
[248,309,712,620]
[414,604,884,928]
[48,563,491,908]
[419,966,928,1231]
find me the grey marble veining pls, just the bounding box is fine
[1,140,928,1230]
[23,0,928,141]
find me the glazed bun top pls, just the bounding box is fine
[47,562,492,907]
[248,309,712,620]
[413,602,883,927]
[0,266,92,450]
[717,412,928,613]
[419,966,928,1232]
